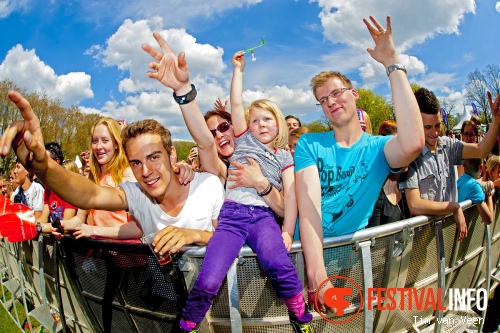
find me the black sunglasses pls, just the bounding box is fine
[210,121,231,137]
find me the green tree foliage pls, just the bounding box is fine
[0,79,102,176]
[304,119,330,133]
[173,140,196,162]
[466,64,500,124]
[356,88,392,135]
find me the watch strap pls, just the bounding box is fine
[173,84,197,105]
[386,64,407,77]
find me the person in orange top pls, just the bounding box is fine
[62,117,143,239]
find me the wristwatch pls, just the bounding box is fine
[36,221,42,234]
[173,84,197,105]
[386,64,407,77]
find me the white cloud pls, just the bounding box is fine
[313,0,475,52]
[86,18,226,94]
[413,72,460,93]
[0,0,31,18]
[311,0,475,87]
[496,2,500,13]
[0,45,93,105]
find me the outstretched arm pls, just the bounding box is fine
[73,218,143,240]
[462,92,500,159]
[363,16,424,168]
[0,92,129,211]
[229,51,247,135]
[142,32,221,177]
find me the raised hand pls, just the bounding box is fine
[213,97,228,112]
[488,91,500,123]
[231,50,245,71]
[142,32,191,92]
[363,16,400,67]
[0,91,48,174]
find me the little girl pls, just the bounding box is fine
[179,51,314,332]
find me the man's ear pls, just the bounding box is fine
[351,89,359,101]
[170,146,178,165]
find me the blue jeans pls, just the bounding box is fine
[182,201,303,323]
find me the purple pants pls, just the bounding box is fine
[182,201,303,323]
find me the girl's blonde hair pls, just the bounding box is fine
[245,99,288,149]
[486,155,500,180]
[62,159,81,174]
[88,117,129,185]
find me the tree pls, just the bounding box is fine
[465,64,500,124]
[304,119,330,133]
[174,140,197,162]
[356,88,392,134]
[0,79,102,176]
[438,97,459,130]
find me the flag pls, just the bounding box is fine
[441,108,449,128]
[471,102,478,116]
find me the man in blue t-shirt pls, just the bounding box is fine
[294,16,425,313]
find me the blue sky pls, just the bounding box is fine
[1,0,499,140]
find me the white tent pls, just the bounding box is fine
[452,104,472,132]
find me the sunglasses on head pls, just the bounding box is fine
[210,121,231,137]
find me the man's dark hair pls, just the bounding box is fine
[45,142,63,165]
[285,115,301,127]
[414,88,440,115]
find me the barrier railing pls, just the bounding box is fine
[0,196,499,333]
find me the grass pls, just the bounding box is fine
[0,289,47,333]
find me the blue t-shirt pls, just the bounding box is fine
[294,131,392,237]
[457,173,485,204]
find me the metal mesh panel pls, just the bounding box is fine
[87,298,133,332]
[61,238,188,332]
[209,255,293,320]
[211,323,293,333]
[131,313,175,332]
[388,280,439,332]
[493,194,500,236]
[456,207,485,261]
[404,225,437,287]
[447,255,481,292]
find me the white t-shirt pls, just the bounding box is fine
[120,172,223,236]
[13,182,44,212]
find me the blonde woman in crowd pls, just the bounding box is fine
[61,118,143,240]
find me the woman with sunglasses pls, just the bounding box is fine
[201,104,285,217]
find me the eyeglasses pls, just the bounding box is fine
[316,88,350,106]
[210,121,231,137]
[462,132,476,137]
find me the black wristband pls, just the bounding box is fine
[258,181,272,197]
[173,84,197,105]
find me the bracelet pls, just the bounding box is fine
[173,84,197,105]
[257,181,272,197]
[307,289,317,293]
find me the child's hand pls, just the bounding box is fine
[232,51,245,71]
[282,231,292,251]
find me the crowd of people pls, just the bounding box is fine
[1,14,500,333]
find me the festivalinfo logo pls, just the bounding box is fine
[316,276,487,325]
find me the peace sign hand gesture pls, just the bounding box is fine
[142,32,191,94]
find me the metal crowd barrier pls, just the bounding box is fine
[0,196,499,333]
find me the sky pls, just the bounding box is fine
[1,0,499,140]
